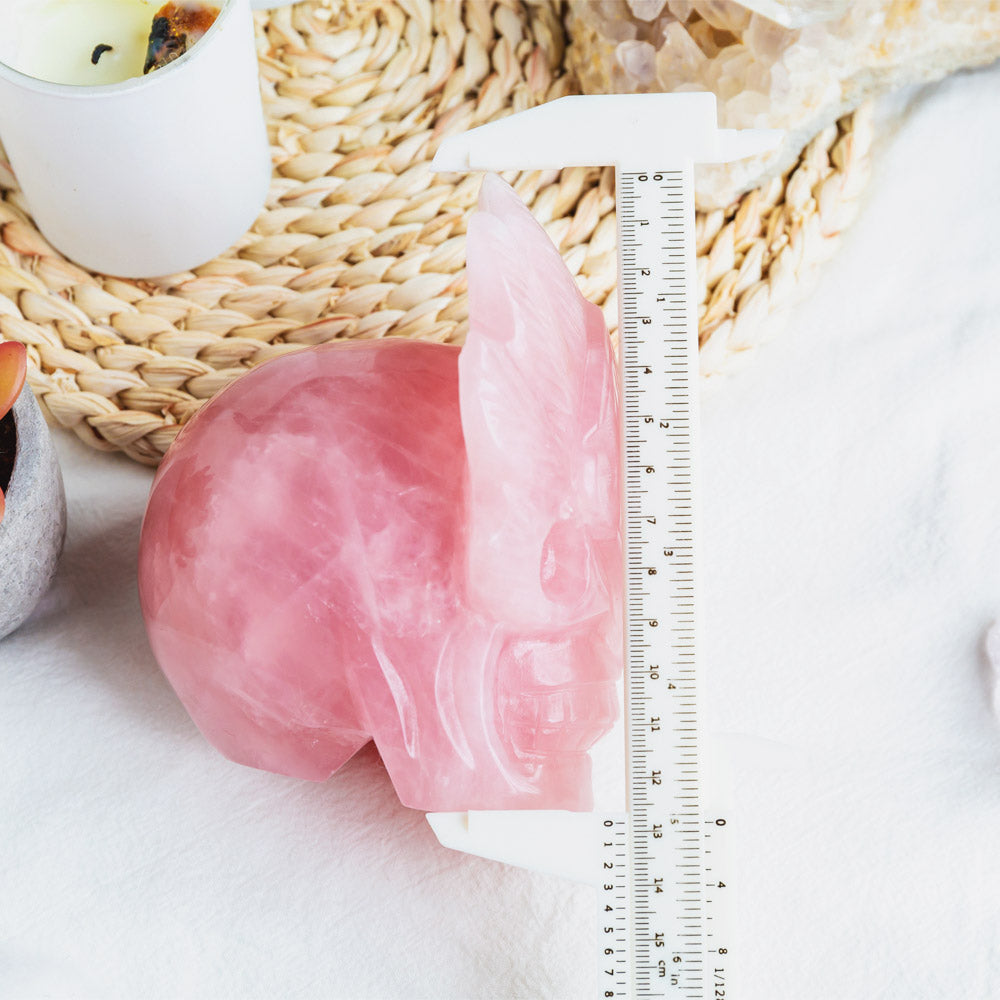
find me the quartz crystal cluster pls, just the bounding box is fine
[567,0,1000,207]
[138,175,622,813]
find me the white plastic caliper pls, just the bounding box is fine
[428,94,779,999]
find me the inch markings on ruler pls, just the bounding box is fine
[610,165,730,1000]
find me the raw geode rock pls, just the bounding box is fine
[567,0,1000,208]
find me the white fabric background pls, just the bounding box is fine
[2,61,1000,999]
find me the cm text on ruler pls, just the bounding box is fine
[599,167,732,1000]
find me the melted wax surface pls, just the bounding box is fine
[139,175,623,811]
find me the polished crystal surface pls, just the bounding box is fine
[139,175,622,812]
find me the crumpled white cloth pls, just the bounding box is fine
[2,62,1000,999]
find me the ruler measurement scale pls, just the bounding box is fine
[606,166,730,999]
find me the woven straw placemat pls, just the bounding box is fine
[0,0,872,466]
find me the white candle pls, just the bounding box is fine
[0,0,270,277]
[0,0,157,86]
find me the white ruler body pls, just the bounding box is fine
[598,166,732,1000]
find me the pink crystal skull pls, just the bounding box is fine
[138,175,622,812]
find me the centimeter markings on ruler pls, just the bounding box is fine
[598,168,732,1000]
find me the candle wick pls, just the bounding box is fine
[91,44,114,66]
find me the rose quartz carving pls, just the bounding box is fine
[139,175,622,811]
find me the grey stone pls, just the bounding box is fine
[0,388,66,639]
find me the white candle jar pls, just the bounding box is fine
[0,0,270,277]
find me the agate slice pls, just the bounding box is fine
[138,175,622,812]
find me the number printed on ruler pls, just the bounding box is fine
[603,168,733,999]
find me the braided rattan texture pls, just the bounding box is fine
[0,0,872,465]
